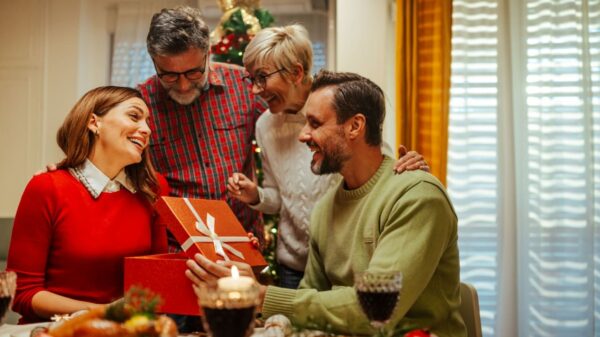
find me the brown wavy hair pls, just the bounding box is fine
[56,86,158,202]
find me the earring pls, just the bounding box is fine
[95,129,99,137]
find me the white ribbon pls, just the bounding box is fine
[181,197,250,261]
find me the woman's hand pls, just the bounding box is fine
[247,232,260,249]
[393,145,430,174]
[226,173,260,205]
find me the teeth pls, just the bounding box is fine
[128,138,145,148]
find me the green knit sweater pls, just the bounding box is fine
[262,156,466,336]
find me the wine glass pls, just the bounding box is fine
[197,282,259,337]
[355,271,402,334]
[0,271,17,325]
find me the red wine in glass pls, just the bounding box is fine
[354,271,402,329]
[356,290,400,323]
[202,306,256,337]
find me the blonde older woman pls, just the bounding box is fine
[221,25,429,288]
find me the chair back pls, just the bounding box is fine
[460,282,483,337]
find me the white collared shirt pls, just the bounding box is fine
[69,159,136,199]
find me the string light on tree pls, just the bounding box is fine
[211,0,279,282]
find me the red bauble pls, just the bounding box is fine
[404,329,431,337]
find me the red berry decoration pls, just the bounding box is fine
[404,329,431,337]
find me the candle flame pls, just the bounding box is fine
[231,265,240,279]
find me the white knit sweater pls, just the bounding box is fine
[250,110,340,271]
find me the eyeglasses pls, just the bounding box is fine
[243,69,285,90]
[154,54,208,83]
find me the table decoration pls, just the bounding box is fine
[31,287,178,337]
[197,266,260,337]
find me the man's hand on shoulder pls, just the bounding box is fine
[34,163,58,176]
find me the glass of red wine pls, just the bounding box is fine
[0,271,17,325]
[197,281,259,337]
[355,270,402,333]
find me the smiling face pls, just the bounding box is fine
[90,97,151,170]
[298,87,351,175]
[153,47,208,105]
[247,64,307,114]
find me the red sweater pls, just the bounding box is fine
[7,170,168,323]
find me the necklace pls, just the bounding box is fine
[70,167,101,199]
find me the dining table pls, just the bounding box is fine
[0,322,341,337]
[0,322,237,337]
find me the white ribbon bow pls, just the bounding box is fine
[181,198,250,261]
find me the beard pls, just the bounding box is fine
[309,131,350,175]
[311,149,347,175]
[167,86,202,105]
[162,76,207,105]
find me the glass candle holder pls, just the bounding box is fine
[197,280,259,337]
[0,271,16,324]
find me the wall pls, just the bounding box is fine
[45,0,82,164]
[0,0,118,218]
[0,0,397,217]
[336,0,397,150]
[0,0,44,218]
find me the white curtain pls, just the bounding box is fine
[110,0,192,87]
[448,0,600,336]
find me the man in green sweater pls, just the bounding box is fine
[186,70,466,336]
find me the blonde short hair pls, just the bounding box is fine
[243,24,313,81]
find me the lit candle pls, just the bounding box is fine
[217,265,255,292]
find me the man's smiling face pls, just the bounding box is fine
[298,87,351,175]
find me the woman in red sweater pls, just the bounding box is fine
[7,86,169,323]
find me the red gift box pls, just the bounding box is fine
[124,252,201,315]
[156,197,267,267]
[124,197,267,315]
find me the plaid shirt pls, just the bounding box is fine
[138,62,267,244]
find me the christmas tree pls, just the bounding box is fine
[211,0,278,283]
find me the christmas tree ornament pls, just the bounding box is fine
[210,0,274,65]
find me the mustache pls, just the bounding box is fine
[306,141,319,148]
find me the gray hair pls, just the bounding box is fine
[243,24,313,81]
[147,6,210,57]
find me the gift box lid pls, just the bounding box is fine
[155,196,267,267]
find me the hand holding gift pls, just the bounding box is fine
[124,197,266,316]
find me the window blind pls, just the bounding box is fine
[448,1,499,336]
[449,0,600,335]
[518,0,600,335]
